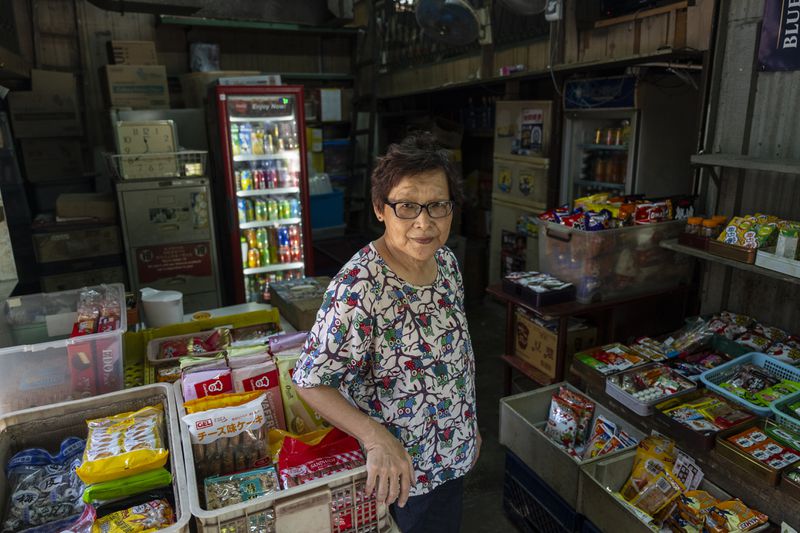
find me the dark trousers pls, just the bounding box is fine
[390,477,464,533]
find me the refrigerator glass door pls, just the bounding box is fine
[560,110,637,205]
[225,93,307,304]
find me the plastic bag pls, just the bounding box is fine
[82,468,172,504]
[90,498,175,533]
[268,427,331,461]
[278,427,365,489]
[76,405,169,485]
[183,391,263,414]
[204,466,280,510]
[182,394,270,479]
[3,437,86,531]
[20,504,96,533]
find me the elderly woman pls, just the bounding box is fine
[292,132,480,532]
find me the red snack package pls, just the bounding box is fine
[561,213,586,230]
[545,395,579,448]
[557,386,595,445]
[278,427,365,489]
[538,210,560,223]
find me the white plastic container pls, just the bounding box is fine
[141,288,185,328]
[0,284,126,414]
[537,219,692,303]
[0,384,190,532]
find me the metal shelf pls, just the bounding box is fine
[158,15,360,35]
[236,187,300,197]
[580,144,629,151]
[660,239,800,286]
[575,179,626,190]
[232,152,299,162]
[229,115,295,123]
[240,218,301,229]
[690,153,800,175]
[243,262,305,275]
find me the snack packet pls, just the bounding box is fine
[82,468,171,505]
[90,498,175,533]
[704,499,768,533]
[184,390,264,414]
[204,466,280,510]
[556,386,595,445]
[182,369,233,402]
[76,405,168,485]
[630,470,684,516]
[544,395,579,448]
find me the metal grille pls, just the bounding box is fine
[492,2,550,47]
[503,473,571,533]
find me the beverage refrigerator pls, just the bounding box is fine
[214,86,314,304]
[559,75,698,204]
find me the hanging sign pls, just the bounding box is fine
[758,0,800,71]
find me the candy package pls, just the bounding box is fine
[3,437,86,531]
[91,498,175,532]
[278,428,365,489]
[704,499,768,533]
[544,395,579,448]
[156,329,230,361]
[576,344,644,375]
[204,466,280,510]
[83,468,172,504]
[765,342,800,364]
[232,361,287,431]
[556,386,594,445]
[231,322,281,347]
[630,470,684,516]
[76,405,168,485]
[182,393,271,479]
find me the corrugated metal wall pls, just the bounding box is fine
[700,0,800,330]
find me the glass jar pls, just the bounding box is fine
[701,219,720,238]
[685,217,703,235]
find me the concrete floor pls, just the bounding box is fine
[461,297,519,532]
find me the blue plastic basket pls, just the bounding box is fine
[771,389,800,435]
[699,352,800,417]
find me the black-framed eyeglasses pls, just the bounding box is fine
[384,200,455,219]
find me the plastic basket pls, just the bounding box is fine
[771,389,800,435]
[172,381,397,533]
[699,352,800,417]
[605,363,697,416]
[0,384,190,532]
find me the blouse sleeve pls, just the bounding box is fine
[292,273,375,390]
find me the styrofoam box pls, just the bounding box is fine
[172,381,398,533]
[499,382,646,510]
[0,384,190,532]
[0,284,127,414]
[578,450,769,533]
[537,219,692,304]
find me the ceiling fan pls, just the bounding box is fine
[415,0,480,46]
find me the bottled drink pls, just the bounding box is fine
[245,229,258,250]
[239,123,252,155]
[265,133,274,154]
[279,199,291,219]
[253,126,265,155]
[277,227,291,263]
[235,170,241,191]
[240,170,253,191]
[269,228,279,264]
[245,199,255,222]
[237,199,248,222]
[266,162,278,188]
[277,160,290,187]
[230,124,241,156]
[240,236,248,264]
[288,225,302,261]
[255,199,268,221]
[247,248,260,268]
[267,199,279,221]
[253,169,264,190]
[289,198,301,218]
[256,228,268,249]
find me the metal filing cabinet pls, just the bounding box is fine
[115,177,221,312]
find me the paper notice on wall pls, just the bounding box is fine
[518,109,544,154]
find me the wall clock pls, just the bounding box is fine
[114,120,179,180]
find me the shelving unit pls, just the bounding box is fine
[661,239,800,286]
[691,153,800,175]
[229,115,295,123]
[236,187,300,197]
[232,153,299,162]
[574,179,626,190]
[240,218,302,230]
[243,261,305,275]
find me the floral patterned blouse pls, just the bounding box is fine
[293,243,478,496]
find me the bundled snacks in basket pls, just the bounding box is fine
[232,360,287,431]
[666,350,730,380]
[608,364,695,406]
[717,213,783,249]
[668,494,768,532]
[204,467,280,510]
[726,425,800,470]
[182,368,234,401]
[91,498,175,532]
[537,193,692,231]
[2,437,87,531]
[157,328,231,361]
[71,286,123,337]
[543,386,637,458]
[575,343,645,375]
[275,427,365,489]
[182,392,271,479]
[76,405,169,485]
[82,468,172,505]
[717,363,800,407]
[659,392,754,435]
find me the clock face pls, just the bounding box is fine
[115,121,179,179]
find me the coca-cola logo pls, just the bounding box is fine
[233,101,248,114]
[195,419,213,430]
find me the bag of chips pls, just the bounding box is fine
[204,467,280,510]
[90,498,175,532]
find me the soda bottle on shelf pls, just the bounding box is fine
[240,170,253,191]
[289,198,301,218]
[277,160,290,188]
[245,229,258,250]
[235,170,241,191]
[279,199,291,219]
[277,227,291,263]
[269,228,279,264]
[239,123,252,155]
[256,228,268,249]
[255,199,267,221]
[288,225,302,261]
[265,133,274,155]
[266,161,278,188]
[247,248,260,268]
[259,230,271,265]
[267,199,279,221]
[237,198,248,222]
[272,125,281,152]
[253,126,265,155]
[289,120,299,150]
[245,199,255,222]
[240,236,248,264]
[252,169,263,190]
[230,124,241,156]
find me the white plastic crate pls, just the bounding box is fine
[0,384,190,532]
[537,219,692,303]
[172,381,398,533]
[0,284,127,414]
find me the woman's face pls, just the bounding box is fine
[375,170,452,264]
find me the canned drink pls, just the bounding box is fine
[247,248,260,268]
[279,199,291,219]
[251,169,262,190]
[267,164,278,188]
[267,199,279,221]
[289,198,301,218]
[237,199,248,222]
[240,170,253,191]
[245,200,255,222]
[255,200,268,221]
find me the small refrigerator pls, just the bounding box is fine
[214,86,313,304]
[559,75,699,204]
[489,100,553,284]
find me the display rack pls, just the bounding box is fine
[691,153,800,175]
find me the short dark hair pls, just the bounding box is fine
[371,131,463,210]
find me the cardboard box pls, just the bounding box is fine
[218,74,282,86]
[103,65,169,109]
[20,138,84,182]
[319,88,353,122]
[268,276,331,331]
[33,225,122,264]
[514,309,598,380]
[56,193,117,223]
[107,40,158,65]
[180,71,259,107]
[8,91,82,138]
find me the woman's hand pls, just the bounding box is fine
[471,430,482,469]
[363,424,415,508]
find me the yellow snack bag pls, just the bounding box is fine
[91,498,175,532]
[184,390,263,414]
[630,470,684,516]
[275,354,329,434]
[76,405,169,485]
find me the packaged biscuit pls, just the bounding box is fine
[76,405,168,485]
[232,361,287,431]
[704,499,767,533]
[90,498,175,533]
[275,354,329,434]
[204,466,280,510]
